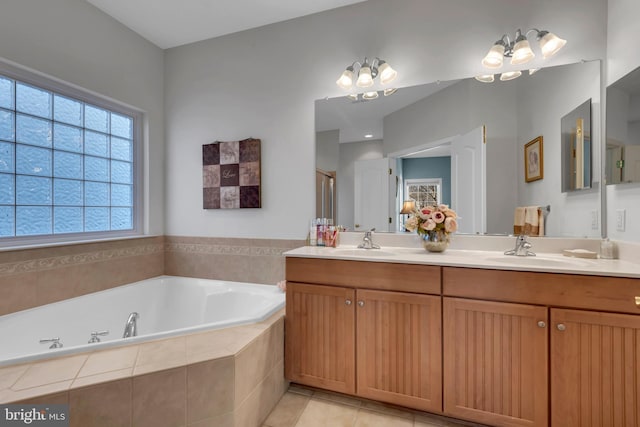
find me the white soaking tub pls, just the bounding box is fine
[0,275,285,366]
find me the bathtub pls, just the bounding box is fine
[0,275,285,366]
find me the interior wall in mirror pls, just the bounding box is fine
[606,66,640,185]
[561,99,592,192]
[315,60,602,238]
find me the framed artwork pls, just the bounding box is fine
[202,138,261,209]
[524,136,543,183]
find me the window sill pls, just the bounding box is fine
[0,234,161,253]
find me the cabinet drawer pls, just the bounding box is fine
[286,257,441,294]
[443,267,640,315]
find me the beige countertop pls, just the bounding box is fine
[284,234,640,279]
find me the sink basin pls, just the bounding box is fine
[483,255,595,268]
[331,249,396,257]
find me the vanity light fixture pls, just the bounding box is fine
[476,28,565,83]
[336,57,398,90]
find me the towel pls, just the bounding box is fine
[513,207,526,235]
[523,206,540,236]
[515,206,545,236]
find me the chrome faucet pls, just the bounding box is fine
[88,330,109,343]
[504,235,536,257]
[122,312,139,338]
[357,228,381,249]
[40,337,63,349]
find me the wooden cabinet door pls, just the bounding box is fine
[356,290,442,413]
[443,298,548,427]
[551,308,640,426]
[285,282,356,394]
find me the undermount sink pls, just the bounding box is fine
[331,249,396,257]
[483,255,595,268]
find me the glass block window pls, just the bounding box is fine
[405,179,442,209]
[0,72,138,241]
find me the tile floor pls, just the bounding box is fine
[263,384,486,427]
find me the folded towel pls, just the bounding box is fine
[538,208,545,236]
[523,206,539,236]
[513,207,526,235]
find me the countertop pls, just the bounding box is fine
[284,245,640,279]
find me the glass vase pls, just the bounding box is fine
[420,230,450,252]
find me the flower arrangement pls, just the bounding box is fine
[404,204,458,251]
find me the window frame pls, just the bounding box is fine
[405,178,442,209]
[0,60,144,248]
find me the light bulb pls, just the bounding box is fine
[362,91,379,100]
[538,31,567,59]
[511,37,535,65]
[356,65,374,88]
[378,61,398,84]
[336,67,354,90]
[482,42,505,69]
[474,74,495,83]
[500,70,522,81]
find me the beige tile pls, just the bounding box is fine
[13,391,68,405]
[0,364,31,390]
[294,399,358,427]
[187,412,234,427]
[360,400,414,420]
[133,367,186,427]
[135,336,186,372]
[35,264,103,306]
[12,355,88,390]
[72,368,133,389]
[78,346,139,377]
[354,409,413,427]
[185,327,255,361]
[263,392,310,427]
[0,272,38,315]
[187,357,235,424]
[0,381,72,404]
[69,378,132,427]
[235,361,287,427]
[234,326,277,405]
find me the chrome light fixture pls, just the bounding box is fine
[336,57,398,91]
[478,27,566,83]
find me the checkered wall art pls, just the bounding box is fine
[202,138,261,209]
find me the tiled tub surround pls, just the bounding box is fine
[0,276,285,365]
[164,236,304,285]
[0,236,164,316]
[0,310,286,427]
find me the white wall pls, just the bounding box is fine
[0,0,165,235]
[337,140,384,231]
[316,130,339,172]
[607,0,640,241]
[164,0,607,239]
[516,61,601,237]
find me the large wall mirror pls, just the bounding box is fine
[316,60,602,238]
[606,65,640,185]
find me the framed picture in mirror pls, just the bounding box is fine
[525,136,544,182]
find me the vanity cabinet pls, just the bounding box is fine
[443,297,548,427]
[550,308,640,426]
[285,258,442,412]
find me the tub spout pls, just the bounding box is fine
[122,312,139,338]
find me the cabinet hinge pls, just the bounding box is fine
[389,168,392,175]
[388,217,392,224]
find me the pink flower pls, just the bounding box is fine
[443,208,457,218]
[444,217,458,233]
[405,216,419,231]
[419,208,432,220]
[432,211,445,223]
[421,219,436,231]
[438,204,449,211]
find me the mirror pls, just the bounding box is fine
[606,65,640,185]
[316,60,602,237]
[561,99,593,192]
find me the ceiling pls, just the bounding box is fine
[85,0,367,49]
[316,81,458,144]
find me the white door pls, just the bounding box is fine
[354,158,391,232]
[450,126,486,234]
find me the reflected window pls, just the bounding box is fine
[0,71,139,242]
[405,178,442,208]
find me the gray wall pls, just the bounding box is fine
[0,0,165,235]
[403,157,451,206]
[316,130,339,172]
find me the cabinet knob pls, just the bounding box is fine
[635,296,640,308]
[557,323,566,331]
[537,321,546,328]
[357,300,365,307]
[345,299,352,306]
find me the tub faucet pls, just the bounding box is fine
[88,330,109,343]
[357,228,381,249]
[504,235,536,257]
[122,312,139,338]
